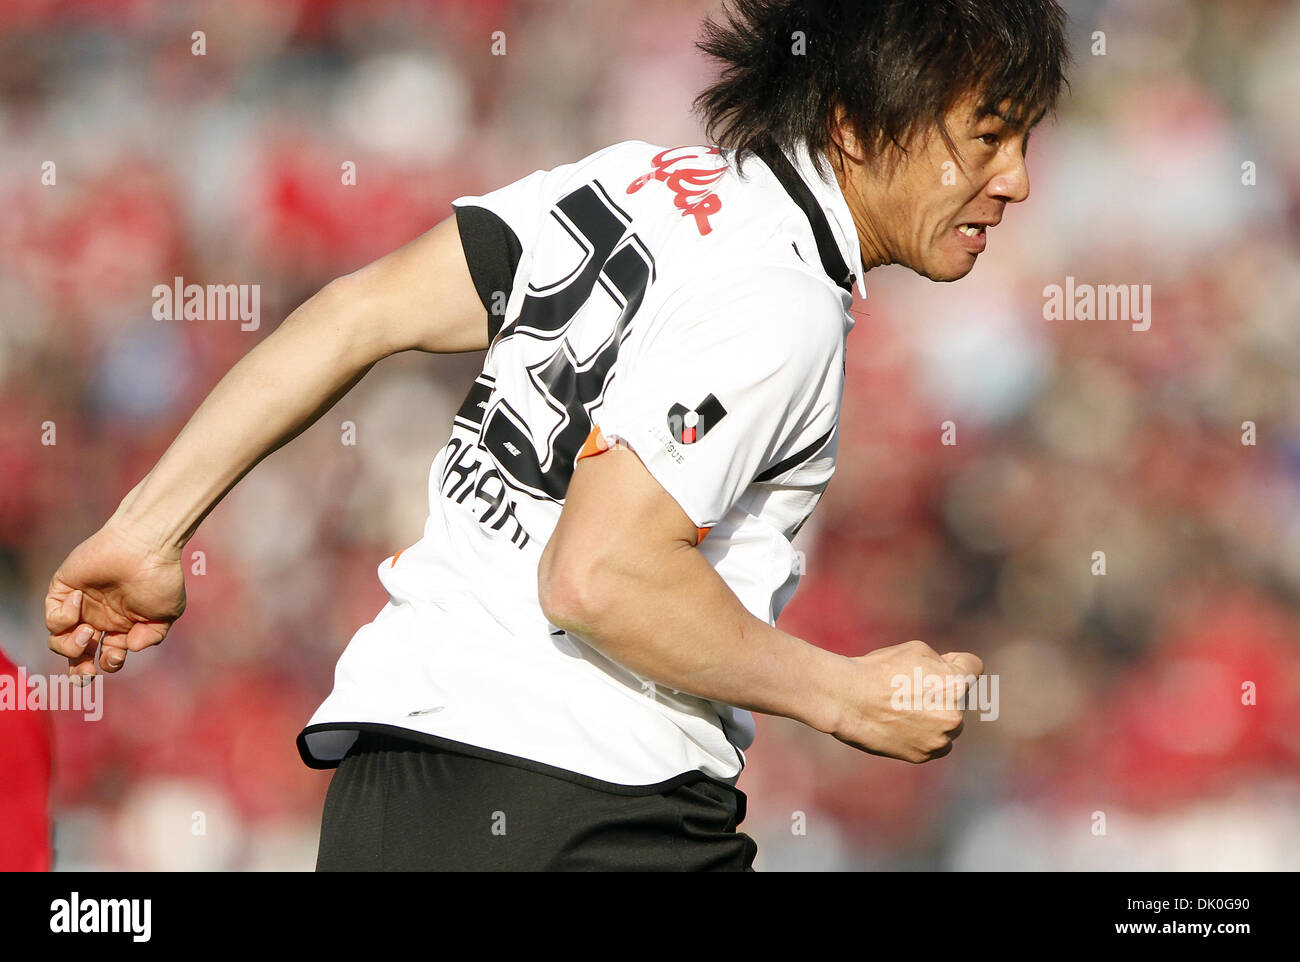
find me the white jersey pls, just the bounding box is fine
[298,139,866,791]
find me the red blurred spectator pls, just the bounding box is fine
[0,646,52,871]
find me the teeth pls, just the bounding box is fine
[959,224,983,236]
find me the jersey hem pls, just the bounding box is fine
[297,721,748,802]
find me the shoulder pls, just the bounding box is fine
[665,262,846,336]
[646,262,847,370]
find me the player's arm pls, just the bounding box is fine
[44,215,487,677]
[538,267,980,763]
[538,444,846,736]
[108,214,486,551]
[538,443,982,764]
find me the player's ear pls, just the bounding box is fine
[828,102,867,165]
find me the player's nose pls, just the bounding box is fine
[989,152,1030,204]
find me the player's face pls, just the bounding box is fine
[844,93,1038,282]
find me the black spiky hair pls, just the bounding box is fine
[694,0,1070,173]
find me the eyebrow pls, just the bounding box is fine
[979,104,1048,131]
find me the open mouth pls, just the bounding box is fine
[954,223,989,253]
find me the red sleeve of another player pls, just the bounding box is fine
[0,648,52,871]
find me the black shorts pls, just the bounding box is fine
[316,731,758,871]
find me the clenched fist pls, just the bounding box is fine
[45,521,186,679]
[830,639,984,763]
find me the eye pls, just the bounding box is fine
[978,133,1000,147]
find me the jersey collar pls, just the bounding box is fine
[757,142,868,300]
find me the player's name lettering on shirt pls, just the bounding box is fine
[438,432,532,549]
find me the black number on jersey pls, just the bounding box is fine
[481,181,655,502]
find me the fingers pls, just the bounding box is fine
[901,638,938,656]
[938,652,980,726]
[99,622,168,672]
[45,590,109,671]
[926,741,955,761]
[50,621,94,659]
[941,651,983,678]
[45,588,83,635]
[52,620,170,679]
[916,650,981,761]
[99,633,129,673]
[69,627,101,681]
[901,740,955,764]
[909,713,965,763]
[125,621,169,653]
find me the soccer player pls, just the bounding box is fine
[45,0,1068,870]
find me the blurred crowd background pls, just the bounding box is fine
[1,0,1298,870]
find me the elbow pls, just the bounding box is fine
[537,543,608,635]
[537,575,583,634]
[304,271,386,361]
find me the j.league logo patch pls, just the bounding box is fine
[667,394,727,444]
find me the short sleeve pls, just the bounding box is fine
[590,267,844,532]
[452,170,553,341]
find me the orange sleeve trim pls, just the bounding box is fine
[577,423,709,544]
[391,548,405,565]
[577,424,612,462]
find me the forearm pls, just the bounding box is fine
[545,541,850,736]
[110,276,382,553]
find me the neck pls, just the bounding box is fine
[831,149,891,273]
